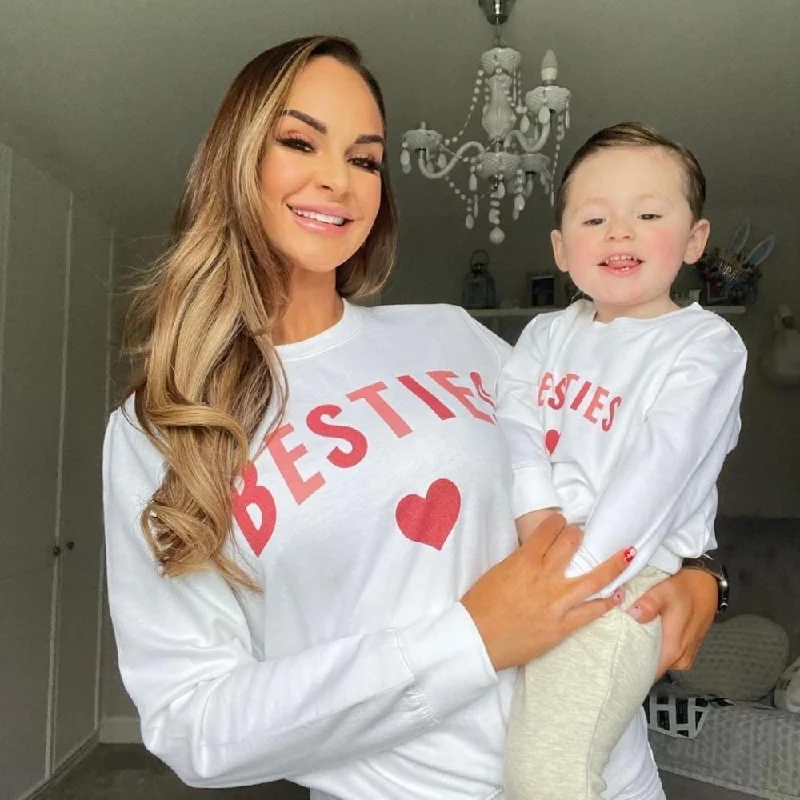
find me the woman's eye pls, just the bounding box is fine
[277,136,314,153]
[350,156,383,174]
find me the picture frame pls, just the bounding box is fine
[528,273,557,308]
[704,280,729,305]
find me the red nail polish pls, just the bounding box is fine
[624,546,636,563]
[613,590,624,605]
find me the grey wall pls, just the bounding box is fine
[693,206,799,518]
[2,0,800,238]
[386,200,800,519]
[100,234,169,735]
[100,198,800,735]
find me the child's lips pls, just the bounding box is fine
[599,255,643,271]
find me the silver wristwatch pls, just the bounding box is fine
[682,554,730,614]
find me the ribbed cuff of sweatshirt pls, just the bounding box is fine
[511,464,562,519]
[395,603,497,724]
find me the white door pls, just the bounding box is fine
[52,198,112,767]
[0,148,70,800]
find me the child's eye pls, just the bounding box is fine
[583,217,604,226]
[277,136,314,153]
[350,156,383,174]
[639,213,662,220]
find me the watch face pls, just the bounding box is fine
[718,570,730,612]
[712,562,730,613]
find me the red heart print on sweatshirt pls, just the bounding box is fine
[396,479,461,550]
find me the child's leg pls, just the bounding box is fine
[504,567,667,800]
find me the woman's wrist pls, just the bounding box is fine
[397,604,498,714]
[682,554,730,613]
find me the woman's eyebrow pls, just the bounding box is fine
[283,109,325,133]
[282,109,384,147]
[355,133,385,146]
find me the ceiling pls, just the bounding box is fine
[1,0,798,238]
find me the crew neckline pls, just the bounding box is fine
[275,299,362,361]
[589,301,702,329]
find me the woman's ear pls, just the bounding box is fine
[551,229,568,274]
[683,218,711,265]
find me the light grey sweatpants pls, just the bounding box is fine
[504,566,668,800]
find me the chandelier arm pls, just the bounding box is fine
[417,141,486,179]
[504,117,552,153]
[400,1,570,244]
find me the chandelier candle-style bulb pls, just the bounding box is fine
[541,50,558,83]
[400,0,572,245]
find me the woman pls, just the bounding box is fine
[104,36,719,800]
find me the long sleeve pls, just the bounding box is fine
[496,314,563,517]
[567,325,747,592]
[103,410,497,789]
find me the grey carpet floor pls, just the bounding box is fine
[39,744,756,799]
[40,744,309,799]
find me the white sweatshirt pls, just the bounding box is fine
[497,300,747,595]
[103,301,663,800]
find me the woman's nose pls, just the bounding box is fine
[315,153,350,196]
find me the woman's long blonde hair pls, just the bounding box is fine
[125,36,398,590]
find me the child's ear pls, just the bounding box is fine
[684,218,711,265]
[551,229,569,274]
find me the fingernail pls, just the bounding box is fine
[612,590,625,605]
[624,546,636,564]
[627,604,643,620]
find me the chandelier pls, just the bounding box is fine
[400,0,571,245]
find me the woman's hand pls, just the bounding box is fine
[461,515,631,672]
[628,567,717,677]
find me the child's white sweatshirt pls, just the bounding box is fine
[497,300,746,593]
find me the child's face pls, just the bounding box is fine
[551,146,709,321]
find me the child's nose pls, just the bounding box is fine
[606,218,634,240]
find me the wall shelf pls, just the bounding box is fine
[466,305,747,319]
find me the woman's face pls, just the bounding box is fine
[259,56,385,277]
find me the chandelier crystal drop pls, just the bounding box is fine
[400,0,571,245]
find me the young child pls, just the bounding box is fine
[497,122,747,800]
